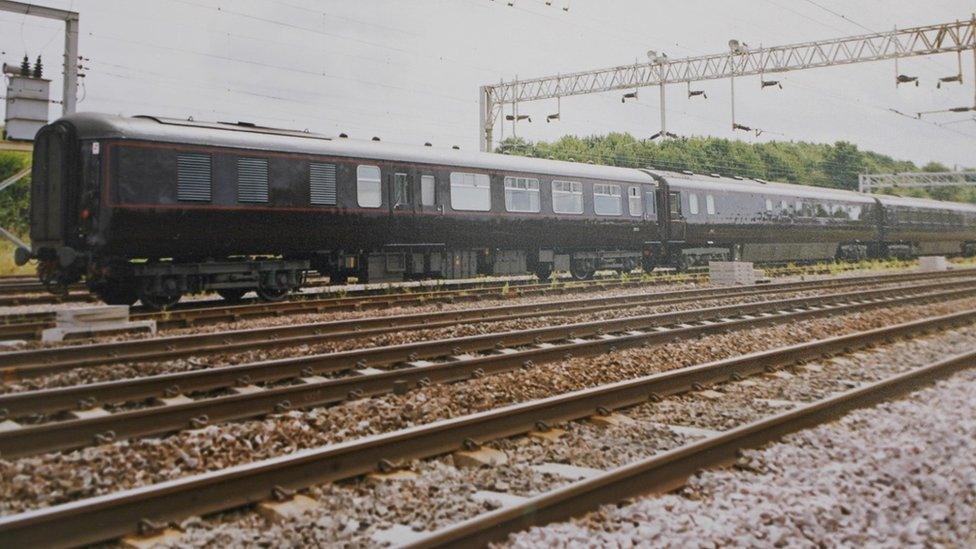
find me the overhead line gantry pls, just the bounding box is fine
[479,16,976,151]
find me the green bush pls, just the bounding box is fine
[0,151,31,235]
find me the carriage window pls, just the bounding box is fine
[688,193,700,215]
[177,153,212,202]
[552,180,583,214]
[593,183,622,216]
[780,200,789,211]
[450,172,491,211]
[646,190,657,217]
[628,186,642,217]
[309,163,337,206]
[421,175,436,206]
[669,192,682,218]
[237,157,269,203]
[765,198,773,212]
[504,177,541,213]
[705,194,716,215]
[394,173,412,206]
[357,165,382,208]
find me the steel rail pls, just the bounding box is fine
[0,281,79,294]
[1,281,973,458]
[1,268,962,374]
[0,291,94,307]
[0,273,702,340]
[411,349,976,548]
[2,275,971,414]
[1,309,973,548]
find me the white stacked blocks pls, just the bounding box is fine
[709,261,758,286]
[41,305,156,342]
[919,256,949,272]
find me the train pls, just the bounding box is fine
[14,112,976,309]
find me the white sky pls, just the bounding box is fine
[2,0,975,168]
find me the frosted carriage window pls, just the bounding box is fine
[765,198,773,211]
[593,183,622,216]
[357,165,382,208]
[450,172,491,211]
[552,180,583,214]
[688,193,700,215]
[176,153,212,202]
[705,194,716,215]
[504,177,541,213]
[628,186,642,217]
[420,175,436,206]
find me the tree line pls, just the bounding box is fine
[495,134,976,204]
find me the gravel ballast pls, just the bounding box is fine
[2,298,975,515]
[150,313,976,547]
[505,368,976,547]
[0,278,961,395]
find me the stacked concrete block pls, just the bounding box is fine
[709,261,758,286]
[919,256,949,272]
[41,305,156,342]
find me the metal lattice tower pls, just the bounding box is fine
[859,171,976,193]
[480,16,976,151]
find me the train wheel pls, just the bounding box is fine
[535,264,553,282]
[139,292,181,310]
[217,289,247,302]
[257,286,289,302]
[569,263,594,281]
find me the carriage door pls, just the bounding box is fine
[390,172,416,215]
[644,186,657,221]
[419,174,441,214]
[668,191,687,241]
[656,187,686,242]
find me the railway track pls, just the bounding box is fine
[2,268,967,375]
[0,256,944,330]
[0,277,973,458]
[1,306,972,547]
[0,289,94,307]
[407,331,976,547]
[0,272,702,340]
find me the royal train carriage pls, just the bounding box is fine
[16,113,976,308]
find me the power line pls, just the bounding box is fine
[172,0,504,76]
[82,29,476,106]
[797,0,955,74]
[799,0,875,33]
[89,64,477,140]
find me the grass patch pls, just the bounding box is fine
[0,238,33,276]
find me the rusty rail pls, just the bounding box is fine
[0,307,972,548]
[1,280,973,458]
[410,346,976,548]
[0,272,702,340]
[2,268,964,374]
